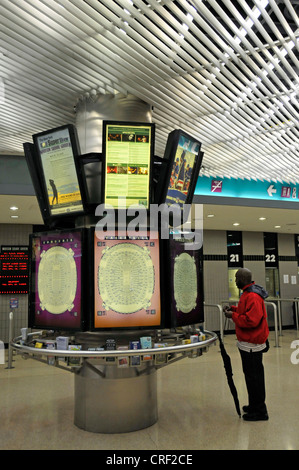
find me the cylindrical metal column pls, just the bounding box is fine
[75,92,152,154]
[74,359,157,433]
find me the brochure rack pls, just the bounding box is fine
[11,329,217,433]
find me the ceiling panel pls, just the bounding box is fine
[0,0,298,192]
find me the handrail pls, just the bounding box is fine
[203,302,224,341]
[6,311,15,369]
[265,302,279,348]
[268,298,299,336]
[11,330,218,359]
[222,298,299,335]
[220,299,279,347]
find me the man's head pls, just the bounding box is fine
[235,268,252,289]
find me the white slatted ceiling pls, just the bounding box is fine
[0,0,298,182]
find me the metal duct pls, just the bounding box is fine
[75,93,152,154]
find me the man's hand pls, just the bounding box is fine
[223,305,233,318]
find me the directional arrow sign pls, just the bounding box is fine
[267,184,277,197]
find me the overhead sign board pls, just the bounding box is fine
[195,175,299,203]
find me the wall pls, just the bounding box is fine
[203,230,229,331]
[0,224,32,344]
[203,230,299,332]
[277,233,299,326]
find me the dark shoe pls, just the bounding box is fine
[242,412,269,421]
[242,405,250,413]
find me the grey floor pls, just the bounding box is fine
[0,329,298,450]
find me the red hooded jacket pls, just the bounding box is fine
[231,282,269,344]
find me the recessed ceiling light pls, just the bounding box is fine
[274,225,281,228]
[207,214,214,218]
[233,223,240,226]
[259,217,266,220]
[10,206,18,211]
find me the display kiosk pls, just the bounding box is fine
[15,119,218,434]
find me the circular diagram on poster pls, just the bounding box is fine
[98,243,155,314]
[174,252,197,313]
[38,246,77,314]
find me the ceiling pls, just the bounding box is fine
[0,0,298,231]
[2,193,299,234]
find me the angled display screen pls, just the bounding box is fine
[32,125,86,220]
[93,230,161,329]
[0,246,29,294]
[29,229,85,331]
[102,121,155,210]
[160,129,203,210]
[167,232,204,327]
[75,152,102,210]
[23,142,49,223]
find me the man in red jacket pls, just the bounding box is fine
[224,268,269,421]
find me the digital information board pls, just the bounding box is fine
[0,246,29,294]
[103,122,154,209]
[29,230,84,330]
[165,133,202,209]
[33,125,84,218]
[168,233,204,327]
[93,231,161,329]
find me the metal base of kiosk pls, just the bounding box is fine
[74,360,158,433]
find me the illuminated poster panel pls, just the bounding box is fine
[93,231,161,329]
[33,125,85,219]
[102,121,155,209]
[29,230,85,330]
[168,232,204,327]
[162,130,202,209]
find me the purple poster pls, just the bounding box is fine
[31,230,83,330]
[169,235,204,327]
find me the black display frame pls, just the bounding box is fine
[88,226,165,332]
[23,142,50,225]
[32,124,88,224]
[162,231,204,329]
[152,154,170,204]
[101,121,155,212]
[74,152,102,213]
[156,129,203,218]
[28,227,87,332]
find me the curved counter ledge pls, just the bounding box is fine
[11,329,218,360]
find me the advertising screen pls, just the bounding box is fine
[167,232,204,327]
[93,230,161,329]
[29,229,85,330]
[0,246,29,294]
[102,121,155,209]
[32,125,86,220]
[160,129,203,210]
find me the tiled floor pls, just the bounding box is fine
[0,329,298,450]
